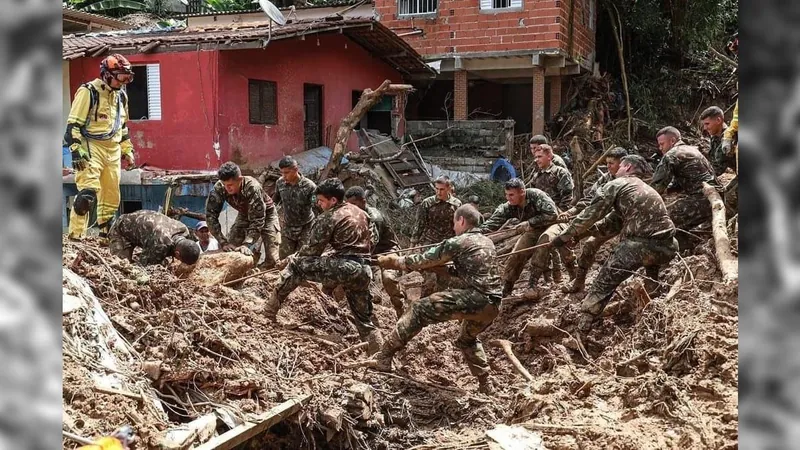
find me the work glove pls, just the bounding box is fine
[377,254,405,270]
[551,234,568,248]
[71,143,90,171]
[236,245,254,257]
[721,139,733,156]
[122,152,135,168]
[514,221,531,233]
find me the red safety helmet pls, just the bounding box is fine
[101,54,134,85]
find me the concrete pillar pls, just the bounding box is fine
[454,69,468,120]
[532,67,545,134]
[549,75,562,119]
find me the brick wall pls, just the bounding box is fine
[532,67,545,134]
[375,0,596,65]
[407,119,515,172]
[454,70,468,120]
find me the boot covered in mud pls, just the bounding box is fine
[542,270,553,283]
[263,290,282,321]
[365,329,384,356]
[552,266,563,283]
[477,374,495,395]
[373,329,404,372]
[577,292,610,331]
[501,280,515,298]
[564,259,577,280]
[562,267,587,294]
[521,269,544,301]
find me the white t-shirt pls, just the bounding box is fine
[202,237,219,252]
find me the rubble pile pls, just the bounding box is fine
[62,236,737,449]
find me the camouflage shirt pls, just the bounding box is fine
[273,175,317,230]
[412,195,462,244]
[529,162,574,210]
[403,229,502,297]
[111,210,190,265]
[570,171,614,215]
[708,125,736,176]
[366,205,400,254]
[651,141,718,196]
[478,188,558,232]
[206,176,267,246]
[550,154,567,170]
[562,176,675,241]
[299,202,372,257]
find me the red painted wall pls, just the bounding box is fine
[217,34,404,169]
[375,0,595,65]
[69,52,219,171]
[67,34,405,171]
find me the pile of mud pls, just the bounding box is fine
[62,238,737,449]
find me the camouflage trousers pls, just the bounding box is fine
[229,207,280,268]
[504,224,575,286]
[666,194,711,251]
[280,224,312,259]
[724,176,738,215]
[395,288,500,377]
[419,236,452,297]
[370,266,406,317]
[108,226,134,262]
[582,236,678,316]
[576,219,620,270]
[276,255,375,337]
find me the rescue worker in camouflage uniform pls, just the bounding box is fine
[373,204,502,394]
[553,155,678,331]
[477,178,559,297]
[273,156,317,258]
[529,135,568,170]
[205,162,280,266]
[651,127,720,251]
[345,186,407,318]
[108,210,201,266]
[412,176,462,296]
[265,179,383,354]
[700,106,735,177]
[558,147,628,293]
[529,143,576,284]
[65,54,136,240]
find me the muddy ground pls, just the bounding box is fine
[62,237,737,449]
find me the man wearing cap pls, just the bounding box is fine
[195,221,219,252]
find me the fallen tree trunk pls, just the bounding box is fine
[320,81,414,180]
[702,182,738,282]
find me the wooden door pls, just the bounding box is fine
[303,84,322,150]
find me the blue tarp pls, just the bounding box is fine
[490,157,517,182]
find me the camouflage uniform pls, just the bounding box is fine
[478,188,559,294]
[552,153,568,170]
[366,206,406,317]
[273,175,317,258]
[530,162,575,280]
[651,141,719,250]
[709,124,736,177]
[412,195,462,296]
[378,229,502,384]
[559,176,678,329]
[564,171,618,276]
[108,210,191,266]
[271,202,377,341]
[206,176,280,267]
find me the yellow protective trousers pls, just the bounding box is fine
[68,140,121,239]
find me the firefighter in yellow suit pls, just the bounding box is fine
[76,426,135,450]
[65,54,135,239]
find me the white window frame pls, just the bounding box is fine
[588,0,596,30]
[128,63,162,121]
[398,0,438,17]
[480,0,522,12]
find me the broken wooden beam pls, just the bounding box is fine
[138,40,161,53]
[702,182,738,283]
[91,45,110,57]
[193,394,312,450]
[489,339,533,382]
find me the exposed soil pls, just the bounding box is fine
[62,236,737,449]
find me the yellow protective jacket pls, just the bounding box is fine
[77,436,127,450]
[723,100,738,171]
[66,78,134,157]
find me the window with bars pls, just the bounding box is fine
[480,0,522,10]
[248,80,277,125]
[398,0,438,16]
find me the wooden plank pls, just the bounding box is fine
[194,394,312,450]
